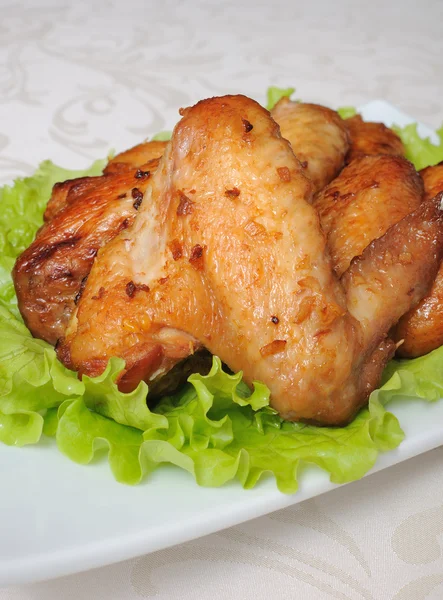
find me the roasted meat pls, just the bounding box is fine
[313,154,423,276]
[345,114,405,163]
[43,141,166,223]
[13,163,159,344]
[104,140,168,174]
[56,95,443,425]
[271,99,349,193]
[421,161,443,201]
[393,162,443,357]
[13,139,166,345]
[13,104,350,347]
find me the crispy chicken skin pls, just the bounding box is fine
[313,154,424,276]
[104,140,168,174]
[13,165,157,345]
[14,106,350,347]
[271,99,349,193]
[13,140,166,345]
[345,114,405,163]
[393,163,443,357]
[44,176,104,223]
[43,142,166,222]
[421,161,443,201]
[57,95,443,425]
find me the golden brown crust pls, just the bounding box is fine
[44,176,104,223]
[104,140,167,174]
[13,166,155,345]
[43,147,165,223]
[13,138,165,346]
[393,163,443,357]
[13,95,443,424]
[345,114,405,163]
[314,154,423,277]
[420,161,443,201]
[393,266,443,358]
[271,99,350,193]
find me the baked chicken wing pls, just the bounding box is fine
[421,161,443,201]
[56,95,443,425]
[344,114,405,163]
[13,163,158,344]
[313,154,423,276]
[271,99,349,193]
[13,104,351,348]
[393,162,443,357]
[43,141,166,222]
[104,140,168,174]
[13,139,166,345]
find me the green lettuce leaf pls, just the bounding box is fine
[0,304,82,446]
[266,86,296,110]
[55,398,146,484]
[337,106,357,119]
[140,357,405,492]
[392,123,443,170]
[40,348,443,493]
[381,347,443,401]
[81,357,168,431]
[1,93,443,493]
[0,159,105,445]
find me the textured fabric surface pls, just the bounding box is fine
[1,0,443,597]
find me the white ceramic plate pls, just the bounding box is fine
[1,101,442,587]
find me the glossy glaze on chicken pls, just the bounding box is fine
[393,162,443,357]
[271,99,350,193]
[13,148,164,344]
[344,114,405,163]
[13,95,443,425]
[314,154,423,276]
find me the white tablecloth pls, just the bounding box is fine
[1,1,443,598]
